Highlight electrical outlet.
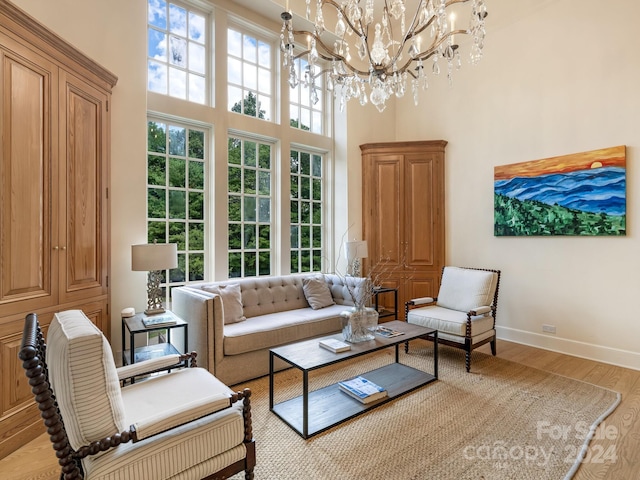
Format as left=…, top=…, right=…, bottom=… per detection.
left=542, top=324, right=556, bottom=334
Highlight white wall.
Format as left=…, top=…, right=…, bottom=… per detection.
left=395, top=0, right=640, bottom=369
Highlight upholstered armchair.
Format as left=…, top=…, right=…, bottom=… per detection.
left=405, top=266, right=501, bottom=372
left=19, top=310, right=255, bottom=480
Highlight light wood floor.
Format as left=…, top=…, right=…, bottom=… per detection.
left=1, top=340, right=638, bottom=479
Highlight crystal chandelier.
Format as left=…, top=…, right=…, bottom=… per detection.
left=280, top=0, right=488, bottom=112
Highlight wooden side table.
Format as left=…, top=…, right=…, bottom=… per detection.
left=121, top=310, right=188, bottom=366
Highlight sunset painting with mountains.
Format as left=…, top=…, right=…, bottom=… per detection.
left=494, top=146, right=626, bottom=236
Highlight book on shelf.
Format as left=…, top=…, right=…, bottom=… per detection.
left=374, top=326, right=405, bottom=338
left=318, top=338, right=351, bottom=353
left=142, top=314, right=176, bottom=328
left=338, top=376, right=387, bottom=404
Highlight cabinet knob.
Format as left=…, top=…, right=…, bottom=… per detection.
left=53, top=246, right=59, bottom=250
left=61, top=246, right=67, bottom=251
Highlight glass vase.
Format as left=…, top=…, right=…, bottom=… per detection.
left=341, top=306, right=379, bottom=343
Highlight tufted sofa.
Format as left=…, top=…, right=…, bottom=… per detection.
left=171, top=273, right=364, bottom=386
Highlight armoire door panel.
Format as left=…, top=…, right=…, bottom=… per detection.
left=404, top=156, right=435, bottom=267
left=59, top=71, right=108, bottom=302
left=372, top=157, right=402, bottom=266
left=0, top=314, right=49, bottom=417
left=405, top=275, right=440, bottom=302
left=0, top=43, right=57, bottom=315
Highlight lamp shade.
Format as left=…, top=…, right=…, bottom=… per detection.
left=131, top=243, right=178, bottom=271
left=345, top=240, right=368, bottom=261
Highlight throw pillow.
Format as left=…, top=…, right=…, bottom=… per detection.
left=303, top=276, right=335, bottom=310
left=202, top=284, right=246, bottom=324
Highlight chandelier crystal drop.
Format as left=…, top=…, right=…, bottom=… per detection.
left=280, top=0, right=488, bottom=112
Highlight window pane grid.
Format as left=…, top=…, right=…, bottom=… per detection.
left=290, top=58, right=324, bottom=134
left=290, top=149, right=324, bottom=273
left=148, top=0, right=207, bottom=104
left=147, top=120, right=206, bottom=302
left=227, top=28, right=272, bottom=121
left=228, top=136, right=272, bottom=278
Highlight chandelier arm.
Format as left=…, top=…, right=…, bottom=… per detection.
left=322, top=0, right=366, bottom=39
left=322, top=0, right=376, bottom=72
left=291, top=29, right=372, bottom=77
left=445, top=0, right=473, bottom=8
left=393, top=30, right=456, bottom=74
left=382, top=2, right=397, bottom=63
left=388, top=0, right=427, bottom=70
left=416, top=31, right=457, bottom=61
left=404, top=0, right=475, bottom=44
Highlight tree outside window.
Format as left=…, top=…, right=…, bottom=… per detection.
left=147, top=119, right=206, bottom=301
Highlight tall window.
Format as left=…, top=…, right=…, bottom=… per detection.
left=290, top=149, right=324, bottom=273
left=290, top=58, right=324, bottom=134
left=147, top=2, right=334, bottom=284
left=147, top=0, right=207, bottom=104
left=227, top=28, right=272, bottom=120
left=147, top=120, right=206, bottom=299
left=228, top=136, right=272, bottom=278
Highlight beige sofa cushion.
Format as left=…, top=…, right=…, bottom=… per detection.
left=302, top=276, right=336, bottom=309
left=46, top=310, right=126, bottom=451
left=203, top=284, right=246, bottom=324
left=223, top=305, right=346, bottom=355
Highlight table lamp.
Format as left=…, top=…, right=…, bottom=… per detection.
left=131, top=242, right=178, bottom=315
left=345, top=240, right=368, bottom=277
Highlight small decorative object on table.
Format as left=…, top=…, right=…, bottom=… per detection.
left=341, top=306, right=379, bottom=343
left=318, top=338, right=351, bottom=353
left=338, top=376, right=387, bottom=404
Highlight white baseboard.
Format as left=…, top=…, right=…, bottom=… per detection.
left=496, top=326, right=640, bottom=371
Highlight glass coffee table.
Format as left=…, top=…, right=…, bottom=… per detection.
left=269, top=320, right=438, bottom=438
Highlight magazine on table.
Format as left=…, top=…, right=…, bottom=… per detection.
left=374, top=326, right=405, bottom=338
left=142, top=314, right=177, bottom=328
left=338, top=376, right=387, bottom=404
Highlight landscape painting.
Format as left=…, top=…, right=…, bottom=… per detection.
left=494, top=146, right=626, bottom=236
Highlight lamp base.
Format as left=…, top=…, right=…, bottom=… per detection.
left=144, top=307, right=166, bottom=316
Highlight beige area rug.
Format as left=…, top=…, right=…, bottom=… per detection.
left=229, top=341, right=620, bottom=480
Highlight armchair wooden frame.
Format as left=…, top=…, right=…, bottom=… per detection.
left=19, top=313, right=256, bottom=480
left=405, top=267, right=501, bottom=372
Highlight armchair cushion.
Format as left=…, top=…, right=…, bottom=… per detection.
left=407, top=305, right=494, bottom=337
left=84, top=367, right=246, bottom=480
left=436, top=267, right=499, bottom=312
left=46, top=310, right=127, bottom=451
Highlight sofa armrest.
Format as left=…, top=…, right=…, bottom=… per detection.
left=172, top=287, right=223, bottom=375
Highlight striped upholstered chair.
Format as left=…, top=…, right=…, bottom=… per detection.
left=19, top=310, right=255, bottom=480
left=405, top=266, right=501, bottom=372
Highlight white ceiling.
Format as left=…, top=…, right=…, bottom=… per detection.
left=228, top=0, right=558, bottom=32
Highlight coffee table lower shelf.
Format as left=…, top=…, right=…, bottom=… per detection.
left=271, top=362, right=436, bottom=438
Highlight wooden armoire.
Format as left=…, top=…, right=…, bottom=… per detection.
left=0, top=1, right=116, bottom=458
left=361, top=141, right=446, bottom=319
